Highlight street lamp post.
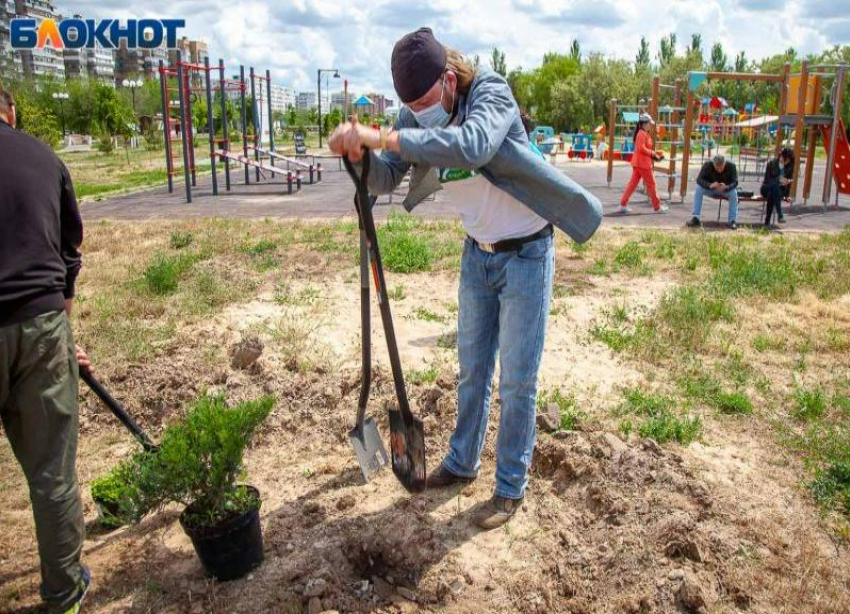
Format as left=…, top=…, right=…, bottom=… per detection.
left=52, top=91, right=69, bottom=137
left=317, top=68, right=339, bottom=148
left=122, top=79, right=143, bottom=132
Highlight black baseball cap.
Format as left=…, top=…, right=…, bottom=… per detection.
left=391, top=28, right=447, bottom=103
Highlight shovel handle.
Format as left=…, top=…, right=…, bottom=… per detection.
left=344, top=152, right=416, bottom=426
left=356, top=227, right=371, bottom=428
left=79, top=366, right=158, bottom=453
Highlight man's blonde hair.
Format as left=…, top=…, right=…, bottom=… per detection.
left=444, top=47, right=477, bottom=95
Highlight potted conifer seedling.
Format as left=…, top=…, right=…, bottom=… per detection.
left=114, top=393, right=275, bottom=580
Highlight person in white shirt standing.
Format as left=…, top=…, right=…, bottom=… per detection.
left=329, top=28, right=601, bottom=529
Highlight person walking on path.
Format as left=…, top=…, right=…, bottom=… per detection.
left=329, top=28, right=601, bottom=530
left=0, top=85, right=92, bottom=614
left=618, top=113, right=668, bottom=214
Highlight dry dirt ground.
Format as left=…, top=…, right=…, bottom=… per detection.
left=1, top=221, right=849, bottom=614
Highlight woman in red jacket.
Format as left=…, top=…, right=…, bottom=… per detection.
left=618, top=113, right=667, bottom=214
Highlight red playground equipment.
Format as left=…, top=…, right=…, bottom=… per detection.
left=159, top=58, right=321, bottom=203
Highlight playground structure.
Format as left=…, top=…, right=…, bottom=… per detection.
left=606, top=76, right=685, bottom=201
left=606, top=62, right=850, bottom=209
left=159, top=58, right=323, bottom=203
left=681, top=61, right=849, bottom=208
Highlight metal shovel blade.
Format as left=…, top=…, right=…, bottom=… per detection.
left=388, top=405, right=427, bottom=493
left=349, top=416, right=389, bottom=483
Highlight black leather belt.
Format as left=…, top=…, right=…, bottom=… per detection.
left=469, top=224, right=553, bottom=254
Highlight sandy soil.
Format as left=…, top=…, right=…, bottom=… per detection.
left=1, top=251, right=849, bottom=614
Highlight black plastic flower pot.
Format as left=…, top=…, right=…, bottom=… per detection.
left=179, top=485, right=264, bottom=581
left=92, top=496, right=127, bottom=530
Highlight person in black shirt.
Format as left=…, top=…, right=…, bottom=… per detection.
left=686, top=154, right=740, bottom=229
left=761, top=148, right=794, bottom=226
left=0, top=85, right=92, bottom=614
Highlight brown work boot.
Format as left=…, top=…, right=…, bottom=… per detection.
left=473, top=495, right=524, bottom=530
left=426, top=464, right=476, bottom=489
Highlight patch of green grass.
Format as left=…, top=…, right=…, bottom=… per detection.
left=590, top=322, right=635, bottom=353
left=613, top=241, right=650, bottom=274
left=389, top=285, right=406, bottom=301
left=141, top=252, right=199, bottom=295
left=588, top=258, right=609, bottom=276
left=411, top=307, right=447, bottom=324
left=639, top=410, right=703, bottom=444
left=792, top=387, right=828, bottom=422
left=712, top=391, right=754, bottom=415
left=834, top=394, right=850, bottom=415
left=169, top=231, right=194, bottom=250
left=539, top=388, right=585, bottom=431
left=244, top=239, right=278, bottom=256
left=752, top=333, right=785, bottom=353
left=811, top=460, right=850, bottom=515
left=274, top=283, right=321, bottom=306
left=380, top=233, right=433, bottom=273
left=616, top=387, right=702, bottom=445
left=407, top=365, right=439, bottom=385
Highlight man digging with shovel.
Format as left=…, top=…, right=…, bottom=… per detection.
left=0, top=85, right=92, bottom=614
left=330, top=29, right=601, bottom=529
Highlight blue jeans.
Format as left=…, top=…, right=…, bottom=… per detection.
left=442, top=233, right=554, bottom=499
left=692, top=184, right=738, bottom=222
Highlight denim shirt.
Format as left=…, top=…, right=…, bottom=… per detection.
left=362, top=67, right=602, bottom=244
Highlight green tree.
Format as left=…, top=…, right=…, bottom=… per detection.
left=569, top=39, right=581, bottom=63
left=14, top=89, right=62, bottom=147
left=734, top=51, right=748, bottom=72
left=550, top=77, right=591, bottom=131
left=192, top=100, right=208, bottom=134
left=659, top=33, right=677, bottom=67
left=490, top=47, right=507, bottom=77
left=532, top=54, right=581, bottom=126
left=92, top=83, right=134, bottom=137
left=636, top=37, right=651, bottom=68
left=710, top=43, right=728, bottom=72
left=689, top=34, right=703, bottom=62
left=579, top=53, right=639, bottom=125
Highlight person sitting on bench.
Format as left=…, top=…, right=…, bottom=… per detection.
left=761, top=147, right=793, bottom=226
left=686, top=154, right=740, bottom=230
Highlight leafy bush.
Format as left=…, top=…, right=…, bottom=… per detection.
left=116, top=393, right=275, bottom=527
left=95, top=129, right=115, bottom=155
left=90, top=463, right=141, bottom=528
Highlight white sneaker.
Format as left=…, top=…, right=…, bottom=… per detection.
left=617, top=206, right=632, bottom=215
left=654, top=204, right=669, bottom=213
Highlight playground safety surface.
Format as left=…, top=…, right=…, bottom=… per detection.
left=82, top=159, right=850, bottom=232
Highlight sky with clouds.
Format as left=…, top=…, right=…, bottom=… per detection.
left=56, top=0, right=849, bottom=97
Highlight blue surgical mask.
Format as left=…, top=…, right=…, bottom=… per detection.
left=412, top=75, right=454, bottom=128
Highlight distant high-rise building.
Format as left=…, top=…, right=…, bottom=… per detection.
left=296, top=91, right=316, bottom=111
left=61, top=14, right=115, bottom=82
left=269, top=84, right=295, bottom=113
left=0, top=1, right=15, bottom=78
left=115, top=42, right=168, bottom=83
left=330, top=91, right=346, bottom=111
left=13, top=0, right=65, bottom=79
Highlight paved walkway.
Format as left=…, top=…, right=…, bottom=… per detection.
left=80, top=159, right=850, bottom=232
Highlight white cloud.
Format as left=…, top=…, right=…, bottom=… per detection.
left=54, top=0, right=849, bottom=96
